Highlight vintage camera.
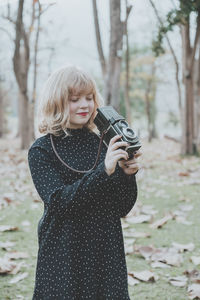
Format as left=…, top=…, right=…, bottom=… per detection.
left=94, top=106, right=141, bottom=159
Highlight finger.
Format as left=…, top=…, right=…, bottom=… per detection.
left=126, top=163, right=140, bottom=169
left=110, top=151, right=129, bottom=161
left=111, top=148, right=128, bottom=156
left=110, top=141, right=129, bottom=151
left=134, top=150, right=142, bottom=158
left=109, top=135, right=122, bottom=146
left=125, top=157, right=136, bottom=164
left=112, top=153, right=128, bottom=161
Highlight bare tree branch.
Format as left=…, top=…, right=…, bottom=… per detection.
left=28, top=0, right=36, bottom=38
left=122, top=3, right=132, bottom=35
left=170, top=0, right=177, bottom=9
left=149, top=0, right=182, bottom=110
left=0, top=27, right=14, bottom=42
left=32, top=0, right=41, bottom=104
left=40, top=3, right=55, bottom=15
left=1, top=4, right=15, bottom=24
left=190, top=11, right=200, bottom=71
left=92, top=0, right=107, bottom=76
left=13, top=0, right=24, bottom=89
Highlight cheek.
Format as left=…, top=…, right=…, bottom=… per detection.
left=89, top=100, right=95, bottom=112
left=69, top=102, right=77, bottom=114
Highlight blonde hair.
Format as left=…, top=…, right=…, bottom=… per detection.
left=37, top=65, right=104, bottom=136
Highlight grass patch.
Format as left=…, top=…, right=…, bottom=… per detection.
left=0, top=138, right=200, bottom=299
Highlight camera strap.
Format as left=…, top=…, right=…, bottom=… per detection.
left=50, top=130, right=107, bottom=174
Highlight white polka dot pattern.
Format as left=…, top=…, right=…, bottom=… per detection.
left=28, top=127, right=137, bottom=299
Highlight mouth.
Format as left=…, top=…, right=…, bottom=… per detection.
left=77, top=112, right=89, bottom=116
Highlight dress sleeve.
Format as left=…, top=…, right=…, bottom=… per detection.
left=108, top=163, right=138, bottom=218
left=28, top=146, right=137, bottom=218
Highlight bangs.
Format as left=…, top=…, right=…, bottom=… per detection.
left=68, top=74, right=95, bottom=97
left=38, top=65, right=104, bottom=136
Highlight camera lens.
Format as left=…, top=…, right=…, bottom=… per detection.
left=122, top=127, right=136, bottom=139
left=118, top=120, right=128, bottom=128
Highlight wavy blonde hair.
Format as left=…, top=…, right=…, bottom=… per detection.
left=37, top=65, right=104, bottom=136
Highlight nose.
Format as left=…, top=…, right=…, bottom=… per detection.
left=79, top=97, right=88, bottom=107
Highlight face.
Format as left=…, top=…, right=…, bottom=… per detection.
left=68, top=93, right=95, bottom=129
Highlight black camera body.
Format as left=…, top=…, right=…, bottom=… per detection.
left=94, top=106, right=141, bottom=159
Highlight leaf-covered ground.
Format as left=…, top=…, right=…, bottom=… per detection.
left=0, top=137, right=200, bottom=300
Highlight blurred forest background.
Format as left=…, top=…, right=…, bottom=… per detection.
left=1, top=0, right=200, bottom=299
left=0, top=0, right=200, bottom=154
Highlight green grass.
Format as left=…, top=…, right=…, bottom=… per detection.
left=126, top=145, right=200, bottom=300
left=0, top=187, right=40, bottom=300
left=0, top=139, right=200, bottom=300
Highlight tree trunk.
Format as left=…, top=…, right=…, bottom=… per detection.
left=193, top=53, right=200, bottom=152
left=13, top=0, right=32, bottom=149
left=30, top=1, right=41, bottom=142
left=181, top=23, right=195, bottom=154
left=181, top=9, right=200, bottom=155
left=19, top=90, right=30, bottom=149
left=144, top=63, right=157, bottom=142
left=145, top=95, right=151, bottom=142
left=124, top=0, right=131, bottom=125
left=184, top=75, right=194, bottom=154
left=151, top=86, right=158, bottom=140
left=104, top=0, right=124, bottom=111
left=92, top=0, right=107, bottom=77
left=0, top=87, right=4, bottom=137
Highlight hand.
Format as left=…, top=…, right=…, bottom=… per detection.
left=118, top=150, right=142, bottom=175
left=104, top=135, right=129, bottom=176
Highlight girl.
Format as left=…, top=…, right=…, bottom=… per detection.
left=28, top=65, right=141, bottom=299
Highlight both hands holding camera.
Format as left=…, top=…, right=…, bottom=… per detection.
left=104, top=135, right=142, bottom=176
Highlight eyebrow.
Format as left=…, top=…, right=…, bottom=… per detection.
left=71, top=94, right=93, bottom=97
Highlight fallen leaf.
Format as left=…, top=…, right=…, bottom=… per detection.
left=8, top=261, right=24, bottom=275
left=0, top=241, right=16, bottom=251
left=151, top=261, right=170, bottom=268
left=178, top=172, right=190, bottom=177
left=0, top=225, right=18, bottom=232
left=33, top=198, right=42, bottom=203
left=137, top=246, right=155, bottom=260
left=134, top=245, right=183, bottom=267
left=188, top=284, right=200, bottom=299
left=126, top=215, right=152, bottom=224
left=9, top=272, right=28, bottom=284
left=0, top=257, right=18, bottom=274
left=169, top=275, right=188, bottom=287
left=172, top=242, right=195, bottom=252
left=130, top=270, right=159, bottom=282
left=150, top=214, right=173, bottom=229
left=184, top=269, right=200, bottom=283
left=5, top=251, right=29, bottom=260
left=128, top=274, right=140, bottom=286
left=141, top=205, right=158, bottom=216
left=151, top=248, right=183, bottom=267
left=123, top=229, right=151, bottom=238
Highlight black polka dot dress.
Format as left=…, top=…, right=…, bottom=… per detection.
left=28, top=126, right=137, bottom=300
